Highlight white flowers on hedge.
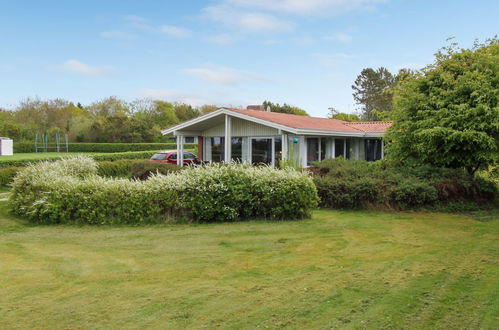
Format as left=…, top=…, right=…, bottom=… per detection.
left=10, top=157, right=318, bottom=224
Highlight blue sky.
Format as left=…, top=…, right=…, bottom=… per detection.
left=0, top=0, right=497, bottom=117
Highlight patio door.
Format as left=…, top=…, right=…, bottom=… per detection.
left=251, top=138, right=273, bottom=166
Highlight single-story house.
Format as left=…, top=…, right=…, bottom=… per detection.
left=162, top=106, right=392, bottom=167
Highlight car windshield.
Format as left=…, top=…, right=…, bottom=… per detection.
left=151, top=153, right=167, bottom=160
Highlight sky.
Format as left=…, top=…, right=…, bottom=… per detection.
left=0, top=0, right=498, bottom=117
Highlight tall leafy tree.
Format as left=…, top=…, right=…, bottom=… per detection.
left=352, top=67, right=396, bottom=120
left=387, top=38, right=499, bottom=174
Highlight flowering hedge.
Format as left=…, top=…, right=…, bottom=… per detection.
left=9, top=157, right=318, bottom=224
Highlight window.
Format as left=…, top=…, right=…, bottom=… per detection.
left=184, top=137, right=195, bottom=143
left=183, top=152, right=196, bottom=160
left=211, top=137, right=224, bottom=162
left=169, top=153, right=177, bottom=160
left=231, top=137, right=242, bottom=161
left=365, top=139, right=382, bottom=161
left=307, top=138, right=319, bottom=166
left=335, top=139, right=344, bottom=158
left=274, top=137, right=282, bottom=167
left=151, top=153, right=167, bottom=160
left=252, top=138, right=272, bottom=165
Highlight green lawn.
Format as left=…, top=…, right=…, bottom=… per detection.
left=0, top=195, right=498, bottom=329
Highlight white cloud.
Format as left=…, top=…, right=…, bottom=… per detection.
left=203, top=4, right=294, bottom=32
left=183, top=66, right=268, bottom=85
left=159, top=25, right=192, bottom=38
left=226, top=0, right=386, bottom=15
left=59, top=59, right=110, bottom=76
left=100, top=30, right=135, bottom=40
left=325, top=31, right=352, bottom=42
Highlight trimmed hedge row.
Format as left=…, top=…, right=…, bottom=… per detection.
left=0, top=150, right=198, bottom=168
left=14, top=142, right=197, bottom=153
left=312, top=158, right=497, bottom=210
left=1, top=159, right=183, bottom=186
left=9, top=157, right=318, bottom=224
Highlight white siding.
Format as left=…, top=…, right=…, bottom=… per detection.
left=202, top=117, right=279, bottom=137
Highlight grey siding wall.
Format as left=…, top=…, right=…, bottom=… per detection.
left=202, top=118, right=279, bottom=137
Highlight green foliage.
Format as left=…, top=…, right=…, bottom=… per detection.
left=131, top=161, right=182, bottom=180
left=10, top=158, right=318, bottom=224
left=327, top=109, right=360, bottom=122
left=387, top=38, right=499, bottom=174
left=312, top=158, right=496, bottom=209
left=0, top=96, right=216, bottom=144
left=97, top=160, right=141, bottom=178
left=0, top=166, right=22, bottom=187
left=262, top=101, right=309, bottom=116
left=13, top=142, right=195, bottom=153
left=0, top=150, right=165, bottom=168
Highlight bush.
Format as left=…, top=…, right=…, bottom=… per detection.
left=13, top=142, right=197, bottom=153
left=0, top=166, right=22, bottom=187
left=313, top=158, right=496, bottom=210
left=0, top=150, right=178, bottom=168
left=131, top=161, right=182, bottom=180
left=10, top=158, right=318, bottom=224
left=97, top=160, right=141, bottom=178
left=389, top=178, right=438, bottom=208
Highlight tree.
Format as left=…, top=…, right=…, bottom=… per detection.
left=352, top=67, right=397, bottom=121
left=173, top=103, right=200, bottom=122
left=262, top=101, right=309, bottom=116
left=327, top=107, right=360, bottom=122
left=386, top=38, right=499, bottom=174
left=199, top=105, right=219, bottom=114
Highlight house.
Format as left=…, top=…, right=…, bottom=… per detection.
left=162, top=106, right=392, bottom=167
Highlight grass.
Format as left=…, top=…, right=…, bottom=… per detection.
left=0, top=196, right=498, bottom=329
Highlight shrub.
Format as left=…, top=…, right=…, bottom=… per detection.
left=10, top=158, right=318, bottom=224
left=313, top=158, right=496, bottom=210
left=0, top=166, right=22, bottom=187
left=389, top=178, right=438, bottom=208
left=131, top=161, right=183, bottom=180
left=97, top=160, right=141, bottom=178
left=0, top=150, right=189, bottom=168
left=13, top=142, right=197, bottom=153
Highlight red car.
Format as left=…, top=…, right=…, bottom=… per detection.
left=149, top=150, right=201, bottom=165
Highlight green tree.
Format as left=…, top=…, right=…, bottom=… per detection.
left=387, top=38, right=499, bottom=174
left=174, top=103, right=200, bottom=122
left=327, top=107, right=360, bottom=122
left=199, top=105, right=219, bottom=114
left=262, top=101, right=309, bottom=116
left=352, top=67, right=396, bottom=121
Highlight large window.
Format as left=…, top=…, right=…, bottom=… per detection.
left=306, top=138, right=327, bottom=166
left=210, top=137, right=243, bottom=162
left=365, top=139, right=382, bottom=161
left=231, top=137, right=242, bottom=161
left=211, top=137, right=224, bottom=162
left=335, top=139, right=344, bottom=158
left=274, top=137, right=282, bottom=167
left=251, top=138, right=272, bottom=165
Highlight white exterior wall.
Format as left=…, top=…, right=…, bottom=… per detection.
left=0, top=138, right=13, bottom=156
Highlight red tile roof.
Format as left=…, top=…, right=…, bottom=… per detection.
left=225, top=108, right=392, bottom=133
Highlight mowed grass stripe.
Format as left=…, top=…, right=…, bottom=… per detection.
left=0, top=201, right=497, bottom=329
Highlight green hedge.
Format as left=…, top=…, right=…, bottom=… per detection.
left=14, top=142, right=197, bottom=153
left=9, top=157, right=318, bottom=224
left=312, top=158, right=497, bottom=210
left=0, top=150, right=180, bottom=168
